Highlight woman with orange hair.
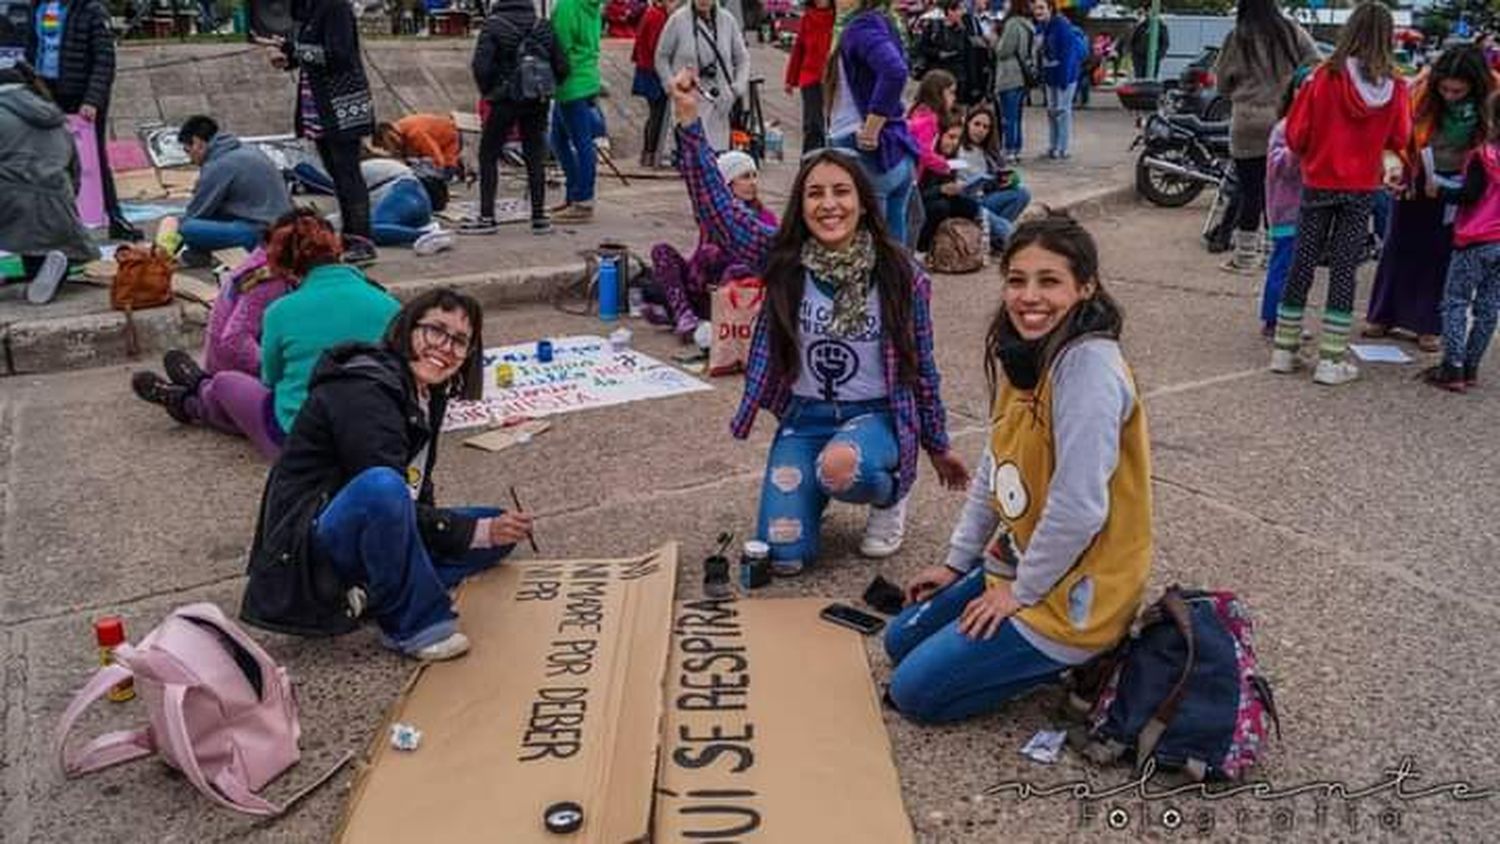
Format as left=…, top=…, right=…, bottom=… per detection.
left=131, top=210, right=399, bottom=458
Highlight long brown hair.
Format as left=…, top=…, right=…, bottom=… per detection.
left=962, top=102, right=1003, bottom=168
left=984, top=211, right=1123, bottom=395
left=1330, top=2, right=1394, bottom=85
left=762, top=150, right=918, bottom=384
left=910, top=69, right=956, bottom=117
left=1414, top=45, right=1493, bottom=145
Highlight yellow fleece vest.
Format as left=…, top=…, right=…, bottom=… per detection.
left=986, top=349, right=1154, bottom=652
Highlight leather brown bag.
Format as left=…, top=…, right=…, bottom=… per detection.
left=111, top=244, right=175, bottom=312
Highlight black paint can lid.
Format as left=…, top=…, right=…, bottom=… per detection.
left=544, top=801, right=584, bottom=834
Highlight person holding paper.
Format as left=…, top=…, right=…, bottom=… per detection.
left=0, top=52, right=97, bottom=304
left=887, top=213, right=1152, bottom=724
left=956, top=103, right=1030, bottom=249
left=1364, top=46, right=1495, bottom=352
left=916, top=114, right=986, bottom=252
left=240, top=288, right=534, bottom=661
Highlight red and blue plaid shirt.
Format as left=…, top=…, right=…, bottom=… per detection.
left=676, top=120, right=953, bottom=500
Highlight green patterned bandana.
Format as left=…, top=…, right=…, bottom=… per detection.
left=801, top=228, right=877, bottom=338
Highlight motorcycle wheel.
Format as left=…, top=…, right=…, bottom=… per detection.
left=1135, top=148, right=1205, bottom=208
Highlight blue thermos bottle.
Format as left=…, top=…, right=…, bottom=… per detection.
left=598, top=256, right=619, bottom=322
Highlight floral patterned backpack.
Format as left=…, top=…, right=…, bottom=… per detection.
left=1067, top=586, right=1281, bottom=781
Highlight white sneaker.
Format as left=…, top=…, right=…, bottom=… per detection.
left=1269, top=348, right=1300, bottom=374
left=410, top=632, right=471, bottom=662
left=26, top=250, right=67, bottom=304
left=1312, top=358, right=1359, bottom=386
left=860, top=497, right=908, bottom=559
left=413, top=228, right=456, bottom=256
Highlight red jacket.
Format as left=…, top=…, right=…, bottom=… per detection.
left=1286, top=62, right=1412, bottom=192
left=632, top=4, right=668, bottom=71
left=784, top=7, right=835, bottom=89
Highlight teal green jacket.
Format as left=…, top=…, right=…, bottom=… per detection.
left=551, top=0, right=602, bottom=102
left=260, top=264, right=400, bottom=432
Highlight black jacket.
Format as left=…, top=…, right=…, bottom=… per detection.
left=23, top=0, right=115, bottom=110
left=471, top=0, right=568, bottom=102
left=240, top=343, right=479, bottom=637
left=283, top=0, right=374, bottom=138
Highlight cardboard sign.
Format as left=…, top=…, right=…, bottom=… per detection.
left=338, top=546, right=680, bottom=844
left=481, top=336, right=712, bottom=419
left=655, top=598, right=914, bottom=843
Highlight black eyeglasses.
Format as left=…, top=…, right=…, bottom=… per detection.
left=416, top=322, right=472, bottom=353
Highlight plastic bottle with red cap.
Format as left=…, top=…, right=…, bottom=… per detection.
left=94, top=617, right=135, bottom=702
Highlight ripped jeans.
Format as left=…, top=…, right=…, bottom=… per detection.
left=754, top=397, right=899, bottom=565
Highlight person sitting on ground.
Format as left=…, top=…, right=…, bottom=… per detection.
left=667, top=68, right=969, bottom=571
left=168, top=115, right=294, bottom=260
left=132, top=210, right=400, bottom=459
left=240, top=288, right=534, bottom=661
left=907, top=70, right=959, bottom=194
left=887, top=213, right=1152, bottom=724
left=650, top=149, right=777, bottom=338
left=0, top=52, right=97, bottom=304
left=374, top=113, right=464, bottom=178
left=917, top=113, right=987, bottom=252
left=957, top=103, right=1031, bottom=249
left=292, top=156, right=453, bottom=253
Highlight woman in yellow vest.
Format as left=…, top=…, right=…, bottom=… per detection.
left=884, top=213, right=1153, bottom=723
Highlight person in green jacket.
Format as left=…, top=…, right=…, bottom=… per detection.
left=550, top=0, right=602, bottom=222
left=132, top=210, right=399, bottom=460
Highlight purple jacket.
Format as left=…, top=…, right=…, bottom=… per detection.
left=1264, top=120, right=1301, bottom=236
left=202, top=247, right=294, bottom=377
left=836, top=10, right=919, bottom=172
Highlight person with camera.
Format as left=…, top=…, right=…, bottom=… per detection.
left=655, top=0, right=749, bottom=152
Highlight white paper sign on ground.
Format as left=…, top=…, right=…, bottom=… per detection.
left=1349, top=343, right=1414, bottom=364
left=480, top=335, right=712, bottom=419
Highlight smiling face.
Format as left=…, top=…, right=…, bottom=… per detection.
left=1003, top=244, right=1096, bottom=340
left=966, top=112, right=993, bottom=145
left=409, top=306, right=474, bottom=390
left=801, top=160, right=862, bottom=250
left=729, top=171, right=759, bottom=204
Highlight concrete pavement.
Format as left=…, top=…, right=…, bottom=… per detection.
left=2, top=198, right=1497, bottom=842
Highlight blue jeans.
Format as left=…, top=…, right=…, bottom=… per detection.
left=550, top=98, right=597, bottom=204
left=980, top=185, right=1031, bottom=249
left=997, top=88, right=1026, bottom=156
left=312, top=467, right=513, bottom=653
left=1373, top=190, right=1392, bottom=242
left=179, top=217, right=263, bottom=251
left=884, top=566, right=1067, bottom=723
left=1261, top=234, right=1296, bottom=329
left=831, top=133, right=916, bottom=246
left=371, top=177, right=433, bottom=246
left=755, top=397, right=899, bottom=565
left=1440, top=241, right=1500, bottom=370
left=1044, top=83, right=1077, bottom=156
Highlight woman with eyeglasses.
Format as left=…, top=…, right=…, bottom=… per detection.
left=130, top=210, right=398, bottom=460
left=670, top=68, right=969, bottom=573
left=241, top=288, right=534, bottom=662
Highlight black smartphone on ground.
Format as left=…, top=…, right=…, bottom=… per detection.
left=820, top=602, right=886, bottom=636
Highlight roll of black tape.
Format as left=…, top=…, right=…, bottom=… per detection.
left=544, top=801, right=584, bottom=834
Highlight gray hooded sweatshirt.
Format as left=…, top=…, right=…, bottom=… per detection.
left=185, top=133, right=294, bottom=228
left=0, top=80, right=97, bottom=261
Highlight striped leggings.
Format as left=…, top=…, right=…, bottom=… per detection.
left=1275, top=189, right=1376, bottom=360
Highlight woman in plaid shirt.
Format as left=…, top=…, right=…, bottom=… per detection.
left=668, top=69, right=970, bottom=574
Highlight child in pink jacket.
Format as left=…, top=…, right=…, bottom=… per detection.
left=1260, top=75, right=1307, bottom=335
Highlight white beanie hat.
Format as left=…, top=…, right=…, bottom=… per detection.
left=716, top=150, right=758, bottom=183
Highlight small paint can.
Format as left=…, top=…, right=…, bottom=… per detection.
left=739, top=540, right=772, bottom=590
left=536, top=339, right=554, bottom=363
left=494, top=363, right=515, bottom=388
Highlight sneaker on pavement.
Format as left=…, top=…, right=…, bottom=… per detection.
left=458, top=217, right=499, bottom=235
left=1269, top=348, right=1300, bottom=374
left=25, top=250, right=67, bottom=305
left=531, top=217, right=553, bottom=235
left=342, top=237, right=378, bottom=266
left=131, top=371, right=192, bottom=423
left=860, top=497, right=908, bottom=559
left=554, top=202, right=594, bottom=223
left=1312, top=358, right=1359, bottom=386
left=413, top=228, right=456, bottom=256
left=409, top=632, right=471, bottom=661
left=162, top=349, right=208, bottom=391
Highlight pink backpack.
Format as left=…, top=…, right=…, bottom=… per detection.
left=55, top=603, right=343, bottom=815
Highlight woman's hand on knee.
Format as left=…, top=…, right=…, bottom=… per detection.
left=905, top=565, right=959, bottom=606
left=957, top=580, right=1021, bottom=640
left=489, top=512, right=535, bottom=546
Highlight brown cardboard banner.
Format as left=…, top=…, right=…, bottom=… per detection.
left=338, top=545, right=679, bottom=844
left=654, top=598, right=914, bottom=842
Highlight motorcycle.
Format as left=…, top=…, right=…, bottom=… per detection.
left=1131, top=89, right=1240, bottom=250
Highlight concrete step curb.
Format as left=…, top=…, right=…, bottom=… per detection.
left=2, top=183, right=1139, bottom=377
